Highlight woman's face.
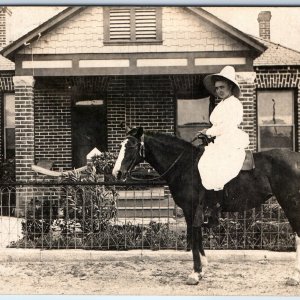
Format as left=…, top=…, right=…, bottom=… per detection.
left=214, top=80, right=232, bottom=99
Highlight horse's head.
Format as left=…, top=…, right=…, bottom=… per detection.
left=112, top=127, right=145, bottom=181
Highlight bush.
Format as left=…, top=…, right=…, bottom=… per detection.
left=91, top=152, right=118, bottom=181
left=0, top=159, right=15, bottom=182
left=13, top=155, right=118, bottom=248
left=12, top=152, right=186, bottom=250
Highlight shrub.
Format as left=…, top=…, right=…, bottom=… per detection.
left=13, top=155, right=118, bottom=248
left=0, top=159, right=15, bottom=182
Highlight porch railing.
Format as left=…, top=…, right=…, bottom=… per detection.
left=0, top=181, right=295, bottom=251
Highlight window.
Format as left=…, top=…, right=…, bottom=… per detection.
left=257, top=90, right=295, bottom=151
left=3, top=94, right=15, bottom=159
left=104, top=7, right=162, bottom=44
left=176, top=97, right=210, bottom=144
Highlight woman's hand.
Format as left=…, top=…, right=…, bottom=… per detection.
left=197, top=128, right=211, bottom=137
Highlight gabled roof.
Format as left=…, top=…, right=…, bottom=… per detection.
left=0, top=55, right=14, bottom=71
left=1, top=6, right=267, bottom=61
left=0, top=6, right=86, bottom=60
left=252, top=35, right=300, bottom=66
left=186, top=7, right=267, bottom=53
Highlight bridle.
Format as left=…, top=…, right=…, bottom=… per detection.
left=124, top=134, right=185, bottom=182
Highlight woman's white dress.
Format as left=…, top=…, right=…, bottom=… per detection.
left=198, top=95, right=249, bottom=190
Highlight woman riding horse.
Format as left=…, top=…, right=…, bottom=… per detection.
left=198, top=66, right=250, bottom=224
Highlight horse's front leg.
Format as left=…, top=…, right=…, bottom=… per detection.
left=187, top=226, right=203, bottom=285
left=287, top=234, right=300, bottom=286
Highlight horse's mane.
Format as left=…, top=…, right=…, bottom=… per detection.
left=146, top=131, right=200, bottom=152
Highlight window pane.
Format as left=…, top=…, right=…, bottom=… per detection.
left=260, top=126, right=293, bottom=151
left=177, top=97, right=210, bottom=143
left=5, top=128, right=15, bottom=150
left=4, top=94, right=15, bottom=128
left=177, top=97, right=210, bottom=126
left=258, top=90, right=293, bottom=125
left=4, top=94, right=15, bottom=159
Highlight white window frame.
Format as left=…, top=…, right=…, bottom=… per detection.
left=257, top=89, right=296, bottom=152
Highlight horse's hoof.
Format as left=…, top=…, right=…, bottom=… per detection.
left=286, top=277, right=300, bottom=286
left=187, top=272, right=201, bottom=285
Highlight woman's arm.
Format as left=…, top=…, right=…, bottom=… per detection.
left=206, top=98, right=243, bottom=137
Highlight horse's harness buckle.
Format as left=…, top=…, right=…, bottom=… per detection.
left=139, top=134, right=145, bottom=158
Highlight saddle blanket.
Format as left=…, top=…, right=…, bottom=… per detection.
left=242, top=150, right=255, bottom=171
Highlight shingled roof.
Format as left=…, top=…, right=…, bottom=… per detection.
left=1, top=7, right=299, bottom=69
left=252, top=35, right=300, bottom=67
left=0, top=54, right=14, bottom=71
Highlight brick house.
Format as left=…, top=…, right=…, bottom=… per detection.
left=1, top=7, right=300, bottom=215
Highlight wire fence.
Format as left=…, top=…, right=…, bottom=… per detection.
left=0, top=181, right=295, bottom=251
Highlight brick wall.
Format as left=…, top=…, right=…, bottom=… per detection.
left=34, top=89, right=72, bottom=170
left=14, top=81, right=34, bottom=181
left=239, top=81, right=257, bottom=151
left=0, top=72, right=14, bottom=90
left=107, top=75, right=175, bottom=152
left=0, top=10, right=6, bottom=47
left=255, top=66, right=300, bottom=151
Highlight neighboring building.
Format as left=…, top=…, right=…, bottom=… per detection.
left=1, top=7, right=300, bottom=214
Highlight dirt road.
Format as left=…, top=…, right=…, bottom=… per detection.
left=0, top=257, right=299, bottom=295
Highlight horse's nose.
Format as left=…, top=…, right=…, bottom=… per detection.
left=112, top=168, right=122, bottom=180
left=116, top=171, right=122, bottom=180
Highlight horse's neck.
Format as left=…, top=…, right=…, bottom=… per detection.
left=144, top=134, right=189, bottom=176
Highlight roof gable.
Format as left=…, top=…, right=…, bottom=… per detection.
left=252, top=35, right=300, bottom=66
left=186, top=7, right=266, bottom=53
left=1, top=6, right=85, bottom=60
left=1, top=6, right=266, bottom=61
left=0, top=55, right=14, bottom=70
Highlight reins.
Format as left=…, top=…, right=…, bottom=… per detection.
left=127, top=132, right=212, bottom=182
left=128, top=150, right=185, bottom=182
left=127, top=134, right=185, bottom=182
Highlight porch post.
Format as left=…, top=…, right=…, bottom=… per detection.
left=13, top=76, right=35, bottom=216
left=236, top=72, right=257, bottom=151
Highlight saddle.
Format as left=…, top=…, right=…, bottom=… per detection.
left=241, top=150, right=255, bottom=171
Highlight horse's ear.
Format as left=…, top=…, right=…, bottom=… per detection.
left=126, top=125, right=132, bottom=133
left=127, top=127, right=144, bottom=139
left=120, top=122, right=132, bottom=132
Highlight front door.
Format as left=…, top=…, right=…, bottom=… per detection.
left=72, top=103, right=107, bottom=168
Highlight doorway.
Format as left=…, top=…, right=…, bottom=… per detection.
left=72, top=100, right=107, bottom=168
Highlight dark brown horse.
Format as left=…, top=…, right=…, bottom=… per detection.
left=112, top=127, right=300, bottom=285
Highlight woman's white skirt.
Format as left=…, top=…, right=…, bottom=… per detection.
left=198, top=131, right=249, bottom=190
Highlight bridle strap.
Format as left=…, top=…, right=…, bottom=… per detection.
left=128, top=134, right=185, bottom=181
left=140, top=133, right=145, bottom=158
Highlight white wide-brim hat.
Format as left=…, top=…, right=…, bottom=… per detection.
left=203, top=66, right=241, bottom=98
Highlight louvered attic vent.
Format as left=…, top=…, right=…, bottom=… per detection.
left=109, top=9, right=131, bottom=41
left=104, top=7, right=162, bottom=44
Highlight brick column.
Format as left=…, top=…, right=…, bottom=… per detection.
left=236, top=72, right=257, bottom=151
left=13, top=76, right=35, bottom=216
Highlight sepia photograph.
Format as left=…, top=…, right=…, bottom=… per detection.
left=0, top=3, right=300, bottom=296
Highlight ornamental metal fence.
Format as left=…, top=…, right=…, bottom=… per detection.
left=0, top=181, right=295, bottom=251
